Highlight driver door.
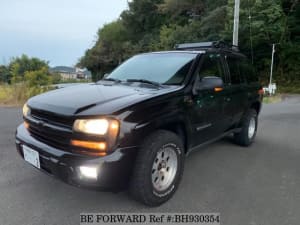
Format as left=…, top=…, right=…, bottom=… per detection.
left=188, top=53, right=227, bottom=147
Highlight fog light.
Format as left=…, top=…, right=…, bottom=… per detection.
left=79, top=166, right=98, bottom=179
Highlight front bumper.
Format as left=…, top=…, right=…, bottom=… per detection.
left=16, top=124, right=137, bottom=191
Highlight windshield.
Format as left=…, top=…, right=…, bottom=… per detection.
left=107, top=53, right=196, bottom=85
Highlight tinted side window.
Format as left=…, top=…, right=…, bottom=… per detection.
left=198, top=54, right=225, bottom=81
left=240, top=59, right=257, bottom=83
left=226, top=56, right=241, bottom=85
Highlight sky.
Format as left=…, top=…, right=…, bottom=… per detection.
left=0, top=0, right=128, bottom=67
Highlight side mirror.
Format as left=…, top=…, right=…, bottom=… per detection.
left=194, top=76, right=224, bottom=93
left=103, top=73, right=110, bottom=78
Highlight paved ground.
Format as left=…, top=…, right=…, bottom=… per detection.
left=0, top=96, right=300, bottom=225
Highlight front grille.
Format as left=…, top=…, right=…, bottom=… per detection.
left=31, top=109, right=74, bottom=128
left=26, top=110, right=74, bottom=151
left=28, top=125, right=71, bottom=149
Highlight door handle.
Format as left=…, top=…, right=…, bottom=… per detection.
left=225, top=97, right=231, bottom=102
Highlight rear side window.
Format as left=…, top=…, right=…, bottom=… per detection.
left=226, top=56, right=241, bottom=85
left=240, top=59, right=258, bottom=83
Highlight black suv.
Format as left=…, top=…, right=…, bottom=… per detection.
left=16, top=42, right=263, bottom=206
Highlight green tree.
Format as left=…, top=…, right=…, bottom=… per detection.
left=51, top=72, right=61, bottom=84
left=78, top=20, right=132, bottom=81
left=9, top=54, right=49, bottom=83
left=0, top=65, right=10, bottom=83
left=224, top=0, right=286, bottom=83
left=121, top=0, right=166, bottom=41
left=79, top=0, right=300, bottom=89
left=24, top=67, right=52, bottom=87
left=157, top=6, right=227, bottom=49
left=23, top=66, right=53, bottom=97
left=277, top=0, right=300, bottom=84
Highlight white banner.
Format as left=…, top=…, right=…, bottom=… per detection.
left=80, top=213, right=220, bottom=225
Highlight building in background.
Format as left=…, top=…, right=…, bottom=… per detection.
left=49, top=66, right=91, bottom=80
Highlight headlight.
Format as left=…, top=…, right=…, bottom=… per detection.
left=73, top=119, right=119, bottom=135
left=22, top=103, right=30, bottom=117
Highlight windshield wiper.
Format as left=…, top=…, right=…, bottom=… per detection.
left=126, top=79, right=162, bottom=87
left=101, top=78, right=122, bottom=83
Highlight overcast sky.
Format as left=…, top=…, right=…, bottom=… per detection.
left=0, top=0, right=128, bottom=67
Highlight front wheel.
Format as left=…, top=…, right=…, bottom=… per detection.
left=129, top=130, right=185, bottom=206
left=234, top=109, right=258, bottom=146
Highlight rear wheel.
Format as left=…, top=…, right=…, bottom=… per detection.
left=129, top=130, right=185, bottom=206
left=234, top=109, right=258, bottom=146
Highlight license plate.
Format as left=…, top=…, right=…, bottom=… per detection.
left=23, top=145, right=40, bottom=169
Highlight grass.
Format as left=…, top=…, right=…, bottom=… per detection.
left=0, top=84, right=17, bottom=106
left=263, top=94, right=282, bottom=104
left=277, top=86, right=300, bottom=94
left=0, top=83, right=53, bottom=106
left=0, top=81, right=90, bottom=106
left=263, top=83, right=300, bottom=103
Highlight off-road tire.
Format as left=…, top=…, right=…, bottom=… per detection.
left=234, top=109, right=258, bottom=146
left=129, top=130, right=185, bottom=206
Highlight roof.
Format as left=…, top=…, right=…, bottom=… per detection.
left=50, top=66, right=75, bottom=73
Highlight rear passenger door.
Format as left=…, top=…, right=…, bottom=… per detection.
left=222, top=55, right=248, bottom=129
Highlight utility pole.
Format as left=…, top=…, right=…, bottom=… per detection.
left=233, top=0, right=240, bottom=46
left=269, top=44, right=276, bottom=95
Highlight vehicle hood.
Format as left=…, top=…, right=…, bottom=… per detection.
left=28, top=83, right=178, bottom=116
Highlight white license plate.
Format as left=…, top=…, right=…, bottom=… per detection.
left=23, top=145, right=40, bottom=169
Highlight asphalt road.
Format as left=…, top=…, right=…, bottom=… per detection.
left=0, top=96, right=300, bottom=225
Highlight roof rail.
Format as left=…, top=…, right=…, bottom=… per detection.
left=175, top=41, right=239, bottom=52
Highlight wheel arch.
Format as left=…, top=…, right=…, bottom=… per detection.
left=132, top=114, right=191, bottom=154
left=250, top=101, right=262, bottom=115
left=158, top=121, right=189, bottom=154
